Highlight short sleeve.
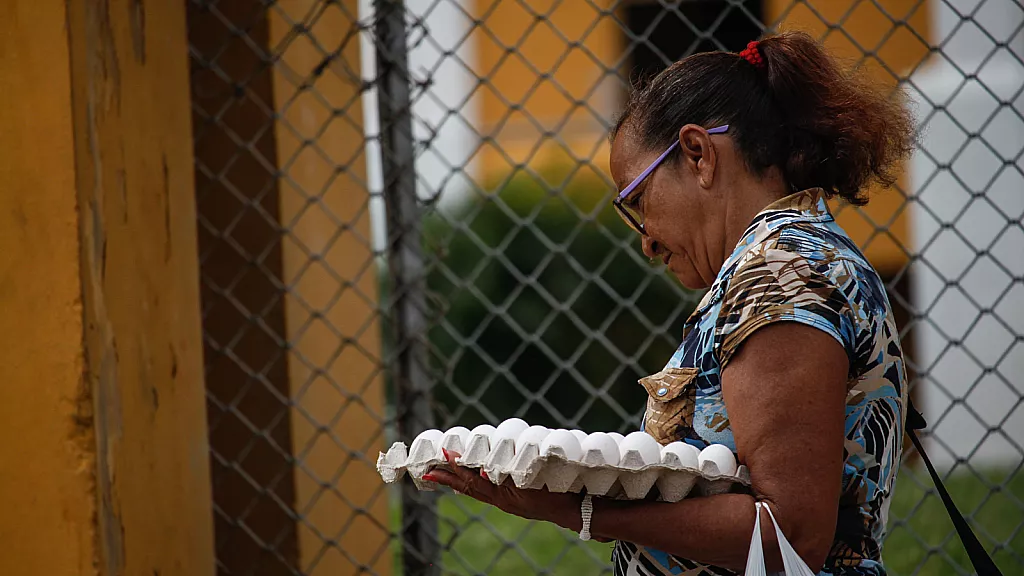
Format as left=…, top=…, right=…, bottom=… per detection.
left=714, top=234, right=856, bottom=370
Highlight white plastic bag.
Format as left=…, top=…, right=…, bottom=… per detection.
left=744, top=501, right=816, bottom=576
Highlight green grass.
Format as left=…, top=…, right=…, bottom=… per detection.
left=392, top=467, right=1023, bottom=575
left=435, top=497, right=615, bottom=575
left=883, top=466, right=1024, bottom=576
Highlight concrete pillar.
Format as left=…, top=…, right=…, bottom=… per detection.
left=266, top=2, right=391, bottom=574
left=188, top=0, right=301, bottom=572
left=0, top=1, right=215, bottom=575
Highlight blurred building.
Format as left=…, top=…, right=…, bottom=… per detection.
left=384, top=0, right=1024, bottom=469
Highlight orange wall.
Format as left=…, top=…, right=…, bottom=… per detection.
left=268, top=2, right=391, bottom=575
left=471, top=0, right=621, bottom=179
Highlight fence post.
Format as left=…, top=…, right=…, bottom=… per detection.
left=374, top=1, right=439, bottom=574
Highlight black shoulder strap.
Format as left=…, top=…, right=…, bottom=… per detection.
left=906, top=400, right=1003, bottom=576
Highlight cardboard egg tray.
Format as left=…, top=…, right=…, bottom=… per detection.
left=376, top=431, right=750, bottom=502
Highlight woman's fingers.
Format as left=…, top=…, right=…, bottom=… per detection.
left=424, top=468, right=477, bottom=498
left=424, top=458, right=583, bottom=530
left=424, top=449, right=498, bottom=504
left=422, top=468, right=458, bottom=488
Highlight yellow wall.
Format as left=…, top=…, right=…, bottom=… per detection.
left=189, top=1, right=303, bottom=570
left=0, top=1, right=215, bottom=574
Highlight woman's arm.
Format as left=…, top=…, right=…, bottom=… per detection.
left=430, top=320, right=848, bottom=572
left=582, top=321, right=848, bottom=572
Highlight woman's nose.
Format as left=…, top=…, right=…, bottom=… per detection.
left=642, top=237, right=663, bottom=259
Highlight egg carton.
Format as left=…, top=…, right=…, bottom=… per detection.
left=376, top=422, right=750, bottom=502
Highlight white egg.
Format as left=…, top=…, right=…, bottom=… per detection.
left=661, top=441, right=700, bottom=468
left=606, top=432, right=625, bottom=445
left=441, top=426, right=471, bottom=453
left=569, top=429, right=588, bottom=444
left=414, top=428, right=444, bottom=446
left=540, top=429, right=583, bottom=461
left=468, top=424, right=495, bottom=440
left=619, top=431, right=661, bottom=465
left=698, top=444, right=738, bottom=477
left=494, top=418, right=529, bottom=442
left=581, top=432, right=620, bottom=465
left=515, top=425, right=551, bottom=452
left=409, top=429, right=444, bottom=462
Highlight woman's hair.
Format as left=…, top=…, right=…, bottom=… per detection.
left=613, top=31, right=915, bottom=205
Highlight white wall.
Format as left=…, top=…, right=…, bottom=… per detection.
left=908, top=0, right=1024, bottom=468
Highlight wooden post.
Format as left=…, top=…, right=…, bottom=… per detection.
left=0, top=1, right=215, bottom=574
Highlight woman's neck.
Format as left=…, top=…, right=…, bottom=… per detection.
left=720, top=168, right=791, bottom=263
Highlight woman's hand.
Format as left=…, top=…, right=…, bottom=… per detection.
left=424, top=448, right=585, bottom=533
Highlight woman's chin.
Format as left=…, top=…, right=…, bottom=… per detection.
left=670, top=269, right=707, bottom=290
left=680, top=276, right=709, bottom=290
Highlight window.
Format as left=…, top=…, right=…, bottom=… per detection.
left=624, top=1, right=764, bottom=82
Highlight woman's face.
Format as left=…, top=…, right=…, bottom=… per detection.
left=609, top=127, right=723, bottom=290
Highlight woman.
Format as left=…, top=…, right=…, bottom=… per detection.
left=426, top=31, right=915, bottom=575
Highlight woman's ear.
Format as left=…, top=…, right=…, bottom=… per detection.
left=678, top=124, right=717, bottom=190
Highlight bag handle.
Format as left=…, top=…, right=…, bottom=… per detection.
left=744, top=501, right=767, bottom=576
left=906, top=400, right=1003, bottom=576
left=744, top=501, right=815, bottom=576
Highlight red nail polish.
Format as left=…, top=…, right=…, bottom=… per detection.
left=442, top=448, right=450, bottom=460
left=480, top=469, right=488, bottom=480
left=423, top=474, right=437, bottom=482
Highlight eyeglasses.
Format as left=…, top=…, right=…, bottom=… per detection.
left=612, top=125, right=730, bottom=235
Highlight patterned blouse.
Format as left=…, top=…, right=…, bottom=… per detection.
left=612, top=189, right=908, bottom=575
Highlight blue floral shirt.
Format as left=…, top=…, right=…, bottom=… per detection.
left=612, top=189, right=908, bottom=575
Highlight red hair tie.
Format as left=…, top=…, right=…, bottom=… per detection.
left=739, top=40, right=764, bottom=68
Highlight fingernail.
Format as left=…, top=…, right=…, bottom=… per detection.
left=480, top=470, right=488, bottom=480
left=423, top=474, right=437, bottom=482
left=442, top=448, right=450, bottom=460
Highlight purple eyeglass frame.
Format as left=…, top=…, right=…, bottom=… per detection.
left=613, top=124, right=730, bottom=235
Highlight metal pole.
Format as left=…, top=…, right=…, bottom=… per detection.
left=374, top=2, right=439, bottom=575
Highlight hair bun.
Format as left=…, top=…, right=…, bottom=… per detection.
left=738, top=41, right=764, bottom=68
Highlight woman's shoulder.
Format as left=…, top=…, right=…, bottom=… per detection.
left=769, top=219, right=870, bottom=267
left=747, top=219, right=885, bottom=298
left=721, top=218, right=892, bottom=334
left=730, top=218, right=871, bottom=283
left=714, top=218, right=896, bottom=372
left=753, top=227, right=898, bottom=354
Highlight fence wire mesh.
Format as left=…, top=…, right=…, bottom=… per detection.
left=187, top=0, right=1024, bottom=574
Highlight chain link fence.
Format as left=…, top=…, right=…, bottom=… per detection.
left=186, top=0, right=1024, bottom=574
